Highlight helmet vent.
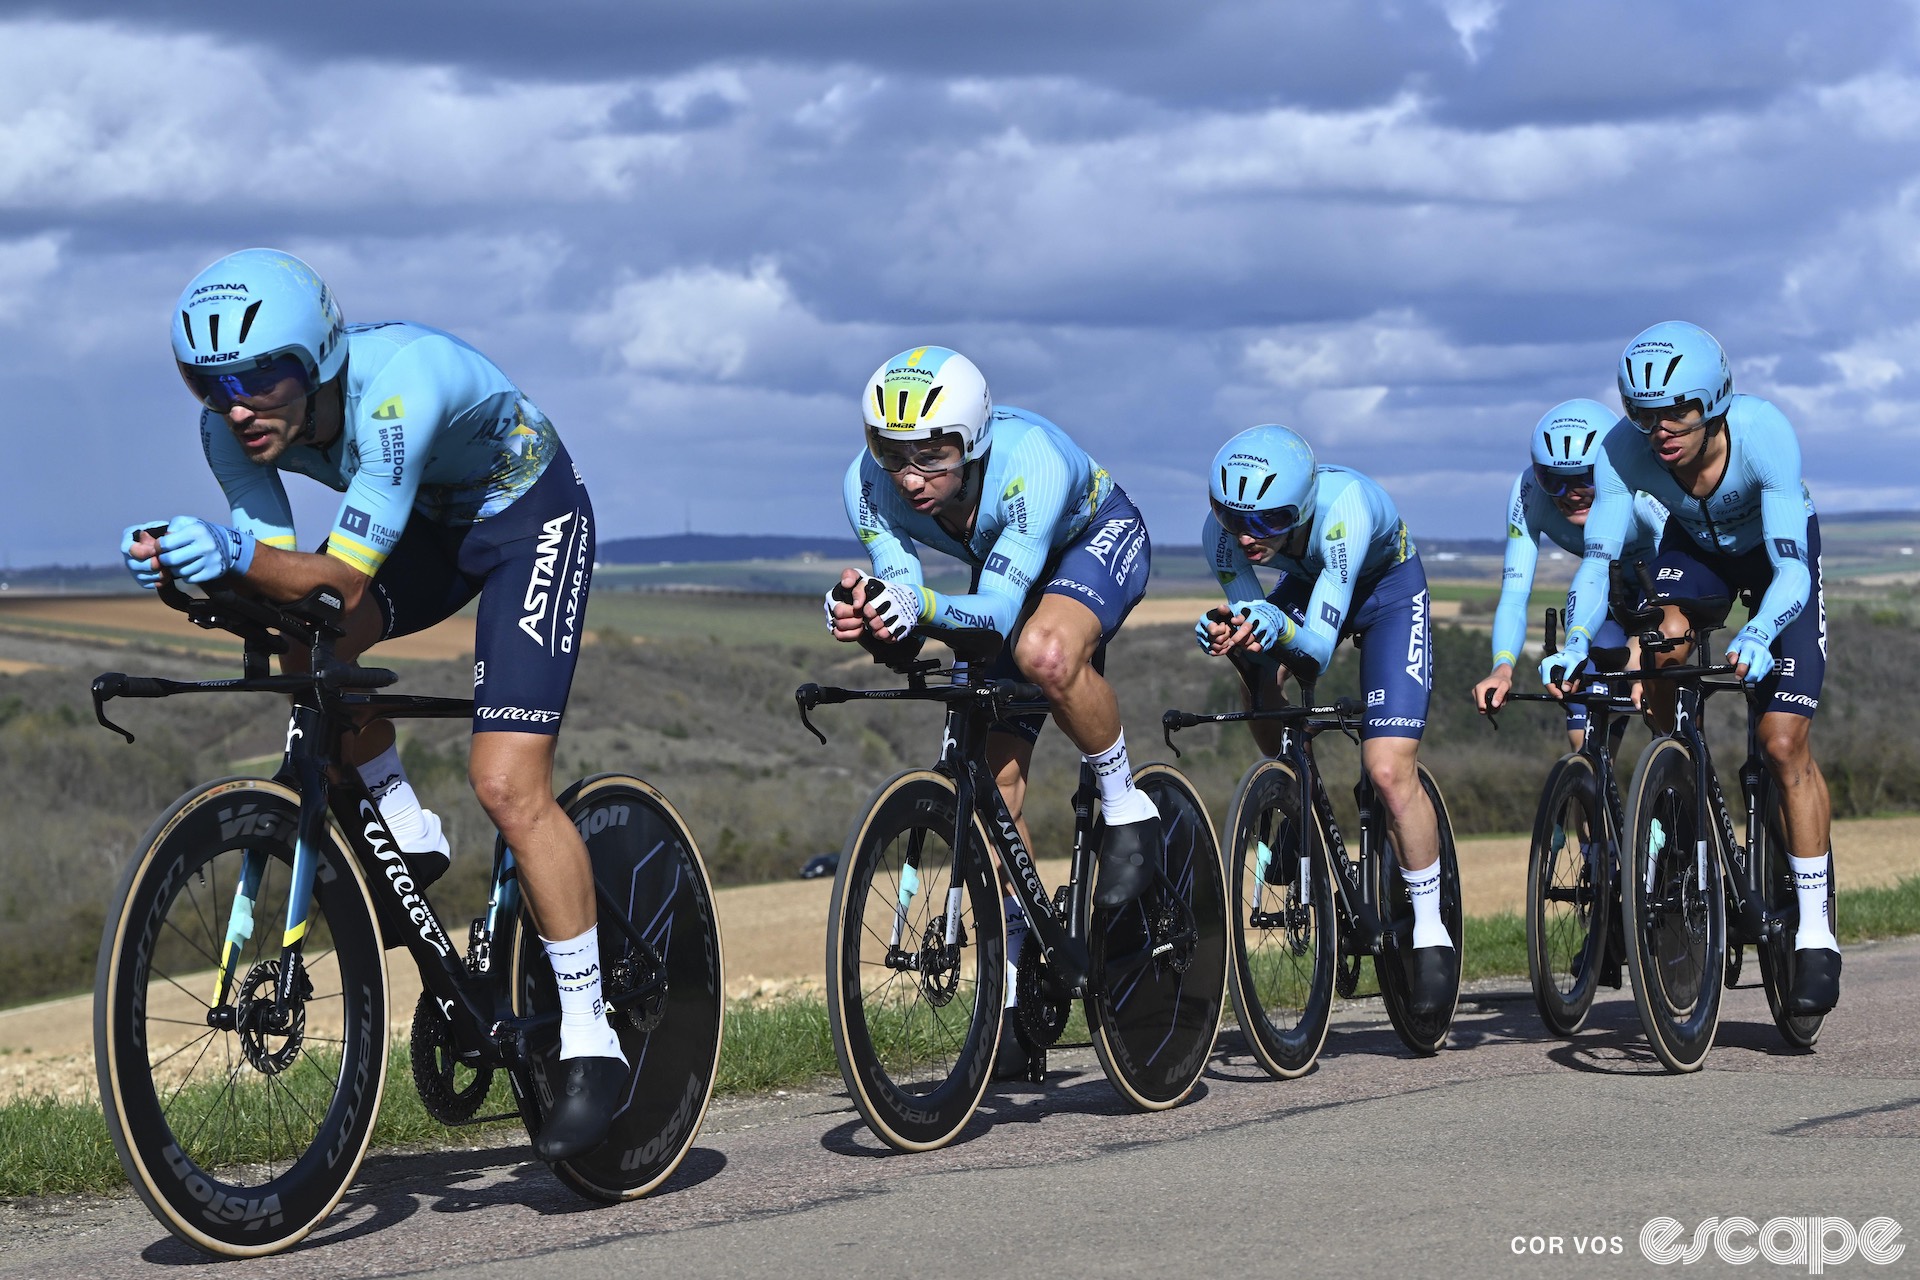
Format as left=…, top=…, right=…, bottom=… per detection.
left=920, top=385, right=943, bottom=418
left=1255, top=474, right=1276, bottom=500
left=236, top=300, right=262, bottom=346
left=179, top=311, right=196, bottom=351
left=895, top=389, right=910, bottom=422
left=1581, top=430, right=1596, bottom=454
left=1660, top=354, right=1683, bottom=387
left=1235, top=475, right=1248, bottom=501
left=873, top=385, right=886, bottom=417
left=208, top=312, right=221, bottom=351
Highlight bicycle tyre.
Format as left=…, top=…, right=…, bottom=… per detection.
left=1086, top=764, right=1229, bottom=1109
left=827, top=770, right=1005, bottom=1152
left=95, top=778, right=388, bottom=1258
left=508, top=775, right=724, bottom=1200
left=1754, top=785, right=1827, bottom=1049
left=1374, top=765, right=1463, bottom=1055
left=1526, top=753, right=1611, bottom=1037
left=1621, top=736, right=1726, bottom=1072
left=1222, top=756, right=1336, bottom=1078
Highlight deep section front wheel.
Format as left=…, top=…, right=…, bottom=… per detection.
left=509, top=775, right=724, bottom=1200
left=1526, top=753, right=1611, bottom=1036
left=1754, top=784, right=1827, bottom=1050
left=1374, top=765, right=1463, bottom=1055
left=94, top=778, right=388, bottom=1258
left=827, top=770, right=1004, bottom=1152
left=1621, top=736, right=1725, bottom=1072
left=1223, top=756, right=1335, bottom=1078
left=1086, top=764, right=1229, bottom=1109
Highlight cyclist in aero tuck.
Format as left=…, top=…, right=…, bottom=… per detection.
left=121, top=249, right=620, bottom=1160
left=1540, top=321, right=1840, bottom=1016
left=825, top=346, right=1157, bottom=1069
left=1196, top=425, right=1454, bottom=1017
left=1473, top=398, right=1669, bottom=751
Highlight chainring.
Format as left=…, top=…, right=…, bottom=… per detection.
left=410, top=990, right=495, bottom=1125
left=235, top=958, right=306, bottom=1075
left=1014, top=941, right=1071, bottom=1048
left=1335, top=946, right=1363, bottom=999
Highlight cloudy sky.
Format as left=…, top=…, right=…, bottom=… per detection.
left=4, top=1, right=1918, bottom=567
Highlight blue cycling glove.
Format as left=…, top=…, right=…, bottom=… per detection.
left=120, top=520, right=170, bottom=590
left=1230, top=599, right=1292, bottom=653
left=1539, top=642, right=1590, bottom=687
left=1726, top=626, right=1775, bottom=685
left=156, top=516, right=257, bottom=585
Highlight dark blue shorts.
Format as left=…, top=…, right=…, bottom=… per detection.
left=987, top=486, right=1151, bottom=743
left=1648, top=515, right=1826, bottom=718
left=1566, top=614, right=1629, bottom=734
left=369, top=445, right=595, bottom=735
left=1266, top=552, right=1432, bottom=740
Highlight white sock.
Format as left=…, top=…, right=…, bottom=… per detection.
left=356, top=745, right=446, bottom=855
left=541, top=926, right=627, bottom=1062
left=1404, top=860, right=1451, bottom=949
left=1085, top=733, right=1157, bottom=825
left=1789, top=853, right=1839, bottom=951
left=1004, top=895, right=1028, bottom=1009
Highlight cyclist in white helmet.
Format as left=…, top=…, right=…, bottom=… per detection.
left=827, top=346, right=1159, bottom=1074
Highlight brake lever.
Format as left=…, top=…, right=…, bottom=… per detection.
left=90, top=674, right=136, bottom=743
left=795, top=684, right=828, bottom=745
left=1481, top=686, right=1500, bottom=732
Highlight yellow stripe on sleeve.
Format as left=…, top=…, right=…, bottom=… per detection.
left=325, top=531, right=387, bottom=577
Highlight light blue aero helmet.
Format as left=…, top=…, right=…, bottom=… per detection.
left=1209, top=424, right=1318, bottom=539
left=1617, top=321, right=1732, bottom=430
left=1528, top=398, right=1616, bottom=497
left=861, top=346, right=994, bottom=470
left=171, top=249, right=347, bottom=412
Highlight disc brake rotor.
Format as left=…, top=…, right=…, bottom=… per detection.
left=235, top=958, right=307, bottom=1075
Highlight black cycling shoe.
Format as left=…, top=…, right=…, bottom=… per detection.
left=1406, top=945, right=1458, bottom=1020
left=1787, top=946, right=1842, bottom=1016
left=993, top=1010, right=1044, bottom=1083
left=403, top=849, right=450, bottom=890
left=1093, top=815, right=1161, bottom=908
left=532, top=1055, right=628, bottom=1162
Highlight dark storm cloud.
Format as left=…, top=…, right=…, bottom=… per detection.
left=2, top=2, right=1919, bottom=566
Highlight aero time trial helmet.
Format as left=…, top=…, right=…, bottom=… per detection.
left=172, top=249, right=347, bottom=412
left=862, top=346, right=993, bottom=473
left=1617, top=320, right=1732, bottom=431
left=1529, top=398, right=1615, bottom=498
left=1209, top=425, right=1318, bottom=540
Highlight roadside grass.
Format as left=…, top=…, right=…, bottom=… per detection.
left=7, top=875, right=1918, bottom=1201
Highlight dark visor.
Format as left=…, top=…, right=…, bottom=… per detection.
left=1211, top=497, right=1304, bottom=541
left=1626, top=398, right=1705, bottom=433
left=180, top=352, right=315, bottom=413
left=1532, top=464, right=1594, bottom=498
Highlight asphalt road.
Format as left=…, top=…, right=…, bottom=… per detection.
left=5, top=939, right=1918, bottom=1280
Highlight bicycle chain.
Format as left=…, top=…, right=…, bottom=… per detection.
left=409, top=990, right=495, bottom=1125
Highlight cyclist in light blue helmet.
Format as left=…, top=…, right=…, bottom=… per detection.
left=1472, top=398, right=1668, bottom=750
left=1540, top=321, right=1839, bottom=1015
left=1197, top=425, right=1453, bottom=1018
left=123, top=249, right=625, bottom=1159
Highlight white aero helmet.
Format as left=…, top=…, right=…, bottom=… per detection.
left=862, top=346, right=993, bottom=464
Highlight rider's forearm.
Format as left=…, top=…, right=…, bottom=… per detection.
left=243, top=544, right=373, bottom=609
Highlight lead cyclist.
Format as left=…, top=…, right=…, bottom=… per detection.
left=1541, top=321, right=1839, bottom=1016
left=122, top=249, right=623, bottom=1159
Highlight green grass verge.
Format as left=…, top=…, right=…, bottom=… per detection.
left=8, top=875, right=1918, bottom=1200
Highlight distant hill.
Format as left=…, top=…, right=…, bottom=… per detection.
left=598, top=534, right=864, bottom=564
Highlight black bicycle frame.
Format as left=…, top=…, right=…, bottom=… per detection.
left=91, top=584, right=670, bottom=1075
left=1163, top=686, right=1397, bottom=955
